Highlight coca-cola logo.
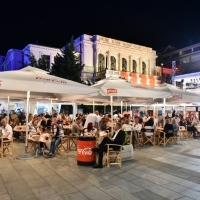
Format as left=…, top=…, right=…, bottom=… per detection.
left=107, top=88, right=117, bottom=95
left=35, top=77, right=67, bottom=84
left=78, top=147, right=93, bottom=155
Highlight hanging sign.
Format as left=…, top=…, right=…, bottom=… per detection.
left=165, top=106, right=173, bottom=111
left=186, top=107, right=196, bottom=111
left=175, top=107, right=184, bottom=111
left=107, top=88, right=117, bottom=95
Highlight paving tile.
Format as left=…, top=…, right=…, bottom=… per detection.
left=135, top=165, right=163, bottom=175
left=130, top=178, right=183, bottom=199
left=117, top=172, right=140, bottom=181
left=0, top=193, right=11, bottom=200
left=26, top=178, right=49, bottom=188
left=128, top=169, right=170, bottom=185
left=32, top=186, right=58, bottom=199
left=100, top=184, right=141, bottom=200
left=156, top=173, right=200, bottom=191
left=163, top=183, right=200, bottom=200
left=176, top=197, right=194, bottom=200
left=134, top=190, right=168, bottom=200
left=62, top=192, right=90, bottom=200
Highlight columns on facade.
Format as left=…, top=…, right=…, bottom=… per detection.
left=129, top=55, right=132, bottom=72
left=93, top=45, right=98, bottom=74
left=148, top=59, right=151, bottom=75
left=107, top=50, right=110, bottom=70
left=118, top=53, right=121, bottom=71
left=139, top=57, right=142, bottom=73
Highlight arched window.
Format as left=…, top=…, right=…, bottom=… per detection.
left=110, top=56, right=116, bottom=70
left=98, top=54, right=105, bottom=72
left=132, top=60, right=137, bottom=72
left=142, top=61, right=146, bottom=74
left=122, top=58, right=127, bottom=71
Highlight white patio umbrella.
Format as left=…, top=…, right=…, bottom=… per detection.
left=155, top=83, right=200, bottom=102
left=92, top=77, right=171, bottom=132
left=0, top=66, right=98, bottom=158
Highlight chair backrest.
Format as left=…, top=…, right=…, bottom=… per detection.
left=144, top=126, right=154, bottom=133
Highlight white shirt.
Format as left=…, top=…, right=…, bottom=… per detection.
left=2, top=124, right=13, bottom=139
left=122, top=124, right=133, bottom=131
left=133, top=123, right=142, bottom=131
left=112, top=129, right=120, bottom=140
left=84, top=113, right=99, bottom=128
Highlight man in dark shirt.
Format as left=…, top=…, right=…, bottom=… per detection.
left=93, top=122, right=125, bottom=168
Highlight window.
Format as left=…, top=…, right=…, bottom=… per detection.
left=110, top=56, right=116, bottom=70
left=132, top=60, right=137, bottom=72
left=122, top=58, right=127, bottom=71
left=172, top=53, right=179, bottom=58
left=98, top=54, right=105, bottom=72
left=193, top=46, right=200, bottom=52
left=142, top=62, right=146, bottom=74
left=182, top=49, right=192, bottom=55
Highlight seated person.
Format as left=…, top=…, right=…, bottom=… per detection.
left=93, top=122, right=125, bottom=168
left=144, top=117, right=154, bottom=127
left=72, top=117, right=83, bottom=136
left=28, top=119, right=39, bottom=134
left=132, top=117, right=142, bottom=146
left=163, top=119, right=174, bottom=138
left=122, top=119, right=133, bottom=131
left=185, top=117, right=199, bottom=138
left=0, top=119, right=13, bottom=143
left=37, top=126, right=47, bottom=154
left=48, top=118, right=64, bottom=156
left=171, top=118, right=179, bottom=135
left=83, top=122, right=98, bottom=136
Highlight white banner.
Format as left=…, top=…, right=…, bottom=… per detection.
left=186, top=107, right=196, bottom=111
left=175, top=106, right=184, bottom=111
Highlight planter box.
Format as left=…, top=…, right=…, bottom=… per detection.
left=122, top=144, right=134, bottom=161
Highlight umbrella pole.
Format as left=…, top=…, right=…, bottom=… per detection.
left=50, top=99, right=53, bottom=115
left=121, top=101, right=123, bottom=115
left=163, top=98, right=166, bottom=126
left=16, top=91, right=34, bottom=160
left=110, top=96, right=113, bottom=133
left=93, top=101, right=95, bottom=113
left=25, top=91, right=30, bottom=153
left=7, top=96, right=10, bottom=122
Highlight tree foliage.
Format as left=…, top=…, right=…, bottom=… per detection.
left=28, top=53, right=49, bottom=71
left=51, top=37, right=84, bottom=83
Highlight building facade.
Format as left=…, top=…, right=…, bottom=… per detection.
left=22, top=44, right=61, bottom=70
left=0, top=55, right=5, bottom=71
left=74, top=34, right=157, bottom=83
left=161, top=43, right=200, bottom=88
left=1, top=34, right=158, bottom=86
left=1, top=49, right=23, bottom=71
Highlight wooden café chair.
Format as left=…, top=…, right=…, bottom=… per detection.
left=105, top=144, right=123, bottom=168
left=159, top=129, right=174, bottom=146
left=0, top=138, right=13, bottom=158
left=143, top=126, right=155, bottom=145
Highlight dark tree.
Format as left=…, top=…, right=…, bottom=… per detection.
left=51, top=37, right=84, bottom=82
left=37, top=55, right=49, bottom=71
left=29, top=53, right=38, bottom=67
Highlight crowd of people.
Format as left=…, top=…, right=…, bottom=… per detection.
left=0, top=108, right=200, bottom=161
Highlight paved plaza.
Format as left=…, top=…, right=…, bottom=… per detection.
left=1, top=139, right=200, bottom=200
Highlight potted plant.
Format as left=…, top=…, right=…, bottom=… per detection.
left=121, top=131, right=134, bottom=161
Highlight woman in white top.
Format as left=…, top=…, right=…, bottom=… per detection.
left=83, top=122, right=98, bottom=136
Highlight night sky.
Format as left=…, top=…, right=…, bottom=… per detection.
left=1, top=0, right=200, bottom=55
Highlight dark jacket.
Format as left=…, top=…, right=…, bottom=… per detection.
left=113, top=130, right=126, bottom=146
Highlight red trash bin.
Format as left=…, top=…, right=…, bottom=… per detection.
left=77, top=137, right=96, bottom=166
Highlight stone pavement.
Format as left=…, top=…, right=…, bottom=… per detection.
left=1, top=139, right=200, bottom=200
